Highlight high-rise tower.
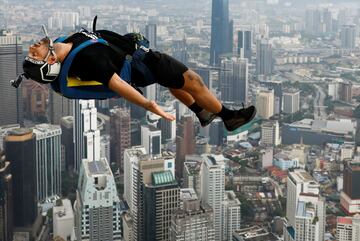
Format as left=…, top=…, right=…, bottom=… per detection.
left=0, top=30, right=23, bottom=125
left=210, top=0, right=233, bottom=66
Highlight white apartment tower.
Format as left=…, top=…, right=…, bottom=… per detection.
left=74, top=158, right=122, bottom=241
left=336, top=215, right=360, bottom=241
left=33, top=123, right=62, bottom=201
left=285, top=169, right=324, bottom=241
left=261, top=120, right=281, bottom=146
left=201, top=155, right=225, bottom=241
left=256, top=89, right=274, bottom=119
left=222, top=191, right=241, bottom=241
left=170, top=188, right=215, bottom=241
left=74, top=100, right=100, bottom=172
left=141, top=125, right=162, bottom=157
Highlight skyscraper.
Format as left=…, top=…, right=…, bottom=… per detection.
left=222, top=191, right=241, bottom=241
left=33, top=124, right=62, bottom=201
left=284, top=169, right=325, bottom=241
left=48, top=89, right=73, bottom=125
left=340, top=25, right=356, bottom=49
left=336, top=215, right=360, bottom=241
left=170, top=188, right=215, bottom=241
left=340, top=162, right=360, bottom=215
left=123, top=147, right=176, bottom=241
left=110, top=107, right=131, bottom=171
left=210, top=0, right=233, bottom=65
left=261, top=120, right=281, bottom=147
left=201, top=155, right=225, bottom=241
left=0, top=152, right=13, bottom=241
left=305, top=8, right=322, bottom=35
left=73, top=100, right=98, bottom=173
left=176, top=116, right=195, bottom=179
left=60, top=116, right=74, bottom=171
left=4, top=128, right=37, bottom=227
left=74, top=158, right=122, bottom=240
left=256, top=38, right=273, bottom=77
left=145, top=23, right=157, bottom=49
left=220, top=57, right=248, bottom=105
left=141, top=125, right=162, bottom=157
left=283, top=90, right=300, bottom=114
left=256, top=89, right=274, bottom=119
left=237, top=30, right=252, bottom=61
left=0, top=30, right=23, bottom=126
left=144, top=171, right=179, bottom=240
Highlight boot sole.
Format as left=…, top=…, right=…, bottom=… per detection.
left=225, top=107, right=257, bottom=132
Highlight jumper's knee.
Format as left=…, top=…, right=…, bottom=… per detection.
left=182, top=70, right=205, bottom=94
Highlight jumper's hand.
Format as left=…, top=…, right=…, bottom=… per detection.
left=145, top=100, right=175, bottom=121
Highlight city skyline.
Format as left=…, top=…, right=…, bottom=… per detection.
left=2, top=0, right=360, bottom=240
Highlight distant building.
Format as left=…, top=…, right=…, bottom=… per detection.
left=341, top=162, right=360, bottom=215
left=60, top=116, right=74, bottom=171
left=100, top=135, right=111, bottom=164
left=48, top=89, right=73, bottom=125
left=283, top=89, right=300, bottom=114
left=141, top=125, right=161, bottom=157
left=260, top=148, right=273, bottom=169
left=256, top=38, right=273, bottom=77
left=201, top=155, right=225, bottom=241
left=222, top=190, right=241, bottom=241
left=305, top=8, right=322, bottom=35
left=110, top=107, right=131, bottom=170
left=336, top=215, right=360, bottom=241
left=74, top=158, right=122, bottom=241
left=144, top=171, right=179, bottom=240
left=170, top=188, right=215, bottom=241
left=53, top=199, right=74, bottom=241
left=261, top=120, right=281, bottom=146
left=220, top=57, right=248, bottom=105
left=340, top=25, right=356, bottom=49
left=4, top=128, right=37, bottom=227
left=73, top=100, right=98, bottom=173
left=123, top=147, right=176, bottom=241
left=0, top=152, right=13, bottom=241
left=33, top=124, right=62, bottom=201
left=233, top=225, right=280, bottom=241
left=237, top=30, right=252, bottom=61
left=210, top=0, right=233, bottom=65
left=183, top=156, right=202, bottom=194
left=256, top=89, right=274, bottom=119
left=176, top=116, right=195, bottom=179
left=0, top=30, right=23, bottom=126
left=273, top=153, right=299, bottom=171
left=145, top=23, right=157, bottom=49
left=282, top=119, right=356, bottom=145
left=284, top=170, right=324, bottom=241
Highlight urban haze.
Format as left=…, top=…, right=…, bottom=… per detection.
left=1, top=0, right=360, bottom=241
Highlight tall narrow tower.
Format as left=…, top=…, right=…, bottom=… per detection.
left=0, top=30, right=23, bottom=125
left=210, top=0, right=232, bottom=66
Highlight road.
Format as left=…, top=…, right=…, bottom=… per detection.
left=313, top=84, right=327, bottom=119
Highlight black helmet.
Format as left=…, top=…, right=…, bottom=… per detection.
left=22, top=25, right=61, bottom=84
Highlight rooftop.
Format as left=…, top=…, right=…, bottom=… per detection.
left=233, top=226, right=280, bottom=241
left=152, top=170, right=177, bottom=186
left=86, top=160, right=110, bottom=175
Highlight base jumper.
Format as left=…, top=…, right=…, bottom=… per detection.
left=15, top=22, right=256, bottom=131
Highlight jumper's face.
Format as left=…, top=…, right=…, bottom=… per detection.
left=27, top=38, right=50, bottom=61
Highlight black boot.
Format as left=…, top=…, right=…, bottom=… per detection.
left=222, top=105, right=257, bottom=132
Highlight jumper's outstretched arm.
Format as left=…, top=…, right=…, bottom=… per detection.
left=108, top=73, right=175, bottom=121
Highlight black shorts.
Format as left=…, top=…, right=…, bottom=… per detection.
left=131, top=50, right=188, bottom=89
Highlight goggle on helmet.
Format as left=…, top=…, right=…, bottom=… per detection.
left=22, top=25, right=61, bottom=84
